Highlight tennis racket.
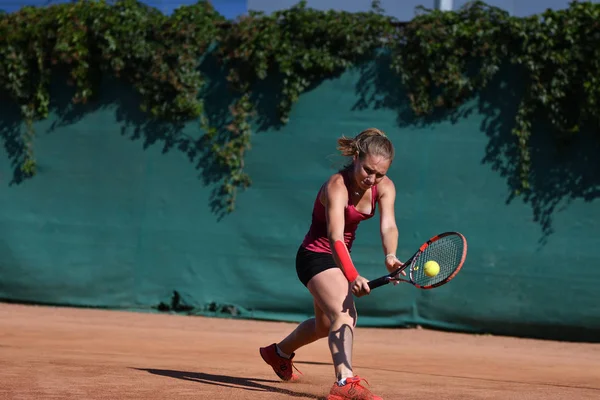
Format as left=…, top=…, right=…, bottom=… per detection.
left=368, top=231, right=467, bottom=290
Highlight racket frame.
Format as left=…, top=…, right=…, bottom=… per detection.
left=367, top=231, right=467, bottom=290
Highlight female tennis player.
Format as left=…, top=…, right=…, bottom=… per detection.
left=259, top=128, right=403, bottom=400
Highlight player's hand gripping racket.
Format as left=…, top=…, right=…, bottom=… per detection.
left=368, top=232, right=467, bottom=290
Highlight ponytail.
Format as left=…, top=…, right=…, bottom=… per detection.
left=336, top=136, right=357, bottom=157
left=336, top=128, right=394, bottom=162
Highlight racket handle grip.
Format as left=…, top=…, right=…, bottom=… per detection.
left=368, top=276, right=390, bottom=290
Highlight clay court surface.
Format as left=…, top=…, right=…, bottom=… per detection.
left=1, top=303, right=599, bottom=400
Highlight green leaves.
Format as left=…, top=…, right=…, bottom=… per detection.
left=394, top=1, right=512, bottom=115
left=2, top=0, right=600, bottom=209
left=1, top=0, right=221, bottom=191
left=218, top=1, right=396, bottom=121
left=392, top=0, right=600, bottom=193
left=215, top=1, right=397, bottom=208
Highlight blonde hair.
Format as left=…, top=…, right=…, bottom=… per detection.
left=337, top=128, right=395, bottom=162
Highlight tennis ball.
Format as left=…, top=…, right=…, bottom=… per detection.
left=424, top=260, right=440, bottom=277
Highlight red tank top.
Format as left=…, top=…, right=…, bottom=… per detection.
left=301, top=169, right=378, bottom=253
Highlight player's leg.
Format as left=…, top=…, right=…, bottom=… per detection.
left=259, top=297, right=330, bottom=381
left=306, top=267, right=357, bottom=382
left=308, top=268, right=382, bottom=400
left=259, top=247, right=335, bottom=381
left=275, top=245, right=337, bottom=355
left=261, top=265, right=354, bottom=382
left=277, top=298, right=330, bottom=355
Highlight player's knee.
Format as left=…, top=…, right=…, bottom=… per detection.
left=331, top=310, right=356, bottom=328
left=351, top=313, right=357, bottom=328
left=342, top=295, right=357, bottom=328
left=350, top=307, right=357, bottom=328
left=344, top=304, right=358, bottom=328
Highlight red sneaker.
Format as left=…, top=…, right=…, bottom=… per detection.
left=259, top=343, right=302, bottom=381
left=327, top=376, right=382, bottom=400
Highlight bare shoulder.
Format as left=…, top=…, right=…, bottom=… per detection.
left=320, top=173, right=348, bottom=204
left=377, top=176, right=396, bottom=200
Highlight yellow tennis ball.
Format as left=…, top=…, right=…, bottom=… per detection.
left=424, top=260, right=440, bottom=277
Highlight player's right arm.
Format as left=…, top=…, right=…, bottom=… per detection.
left=321, top=175, right=347, bottom=246
left=322, top=175, right=371, bottom=297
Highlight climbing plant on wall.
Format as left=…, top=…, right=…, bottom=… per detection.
left=1, top=0, right=599, bottom=211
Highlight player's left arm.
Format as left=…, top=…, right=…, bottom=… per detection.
left=378, top=178, right=404, bottom=275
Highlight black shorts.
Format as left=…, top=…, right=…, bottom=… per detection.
left=296, top=245, right=339, bottom=287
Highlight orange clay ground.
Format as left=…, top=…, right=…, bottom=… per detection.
left=1, top=303, right=599, bottom=399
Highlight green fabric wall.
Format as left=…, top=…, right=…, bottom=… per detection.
left=1, top=56, right=599, bottom=342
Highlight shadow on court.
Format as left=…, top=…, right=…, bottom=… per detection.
left=133, top=368, right=325, bottom=399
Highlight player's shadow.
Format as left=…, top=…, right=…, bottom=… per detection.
left=133, top=368, right=324, bottom=399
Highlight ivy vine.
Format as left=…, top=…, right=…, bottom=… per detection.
left=213, top=0, right=395, bottom=208
left=395, top=0, right=600, bottom=192
left=1, top=0, right=599, bottom=211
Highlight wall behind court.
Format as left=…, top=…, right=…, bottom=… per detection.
left=1, top=53, right=599, bottom=342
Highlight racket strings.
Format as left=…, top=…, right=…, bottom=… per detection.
left=411, top=234, right=465, bottom=287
